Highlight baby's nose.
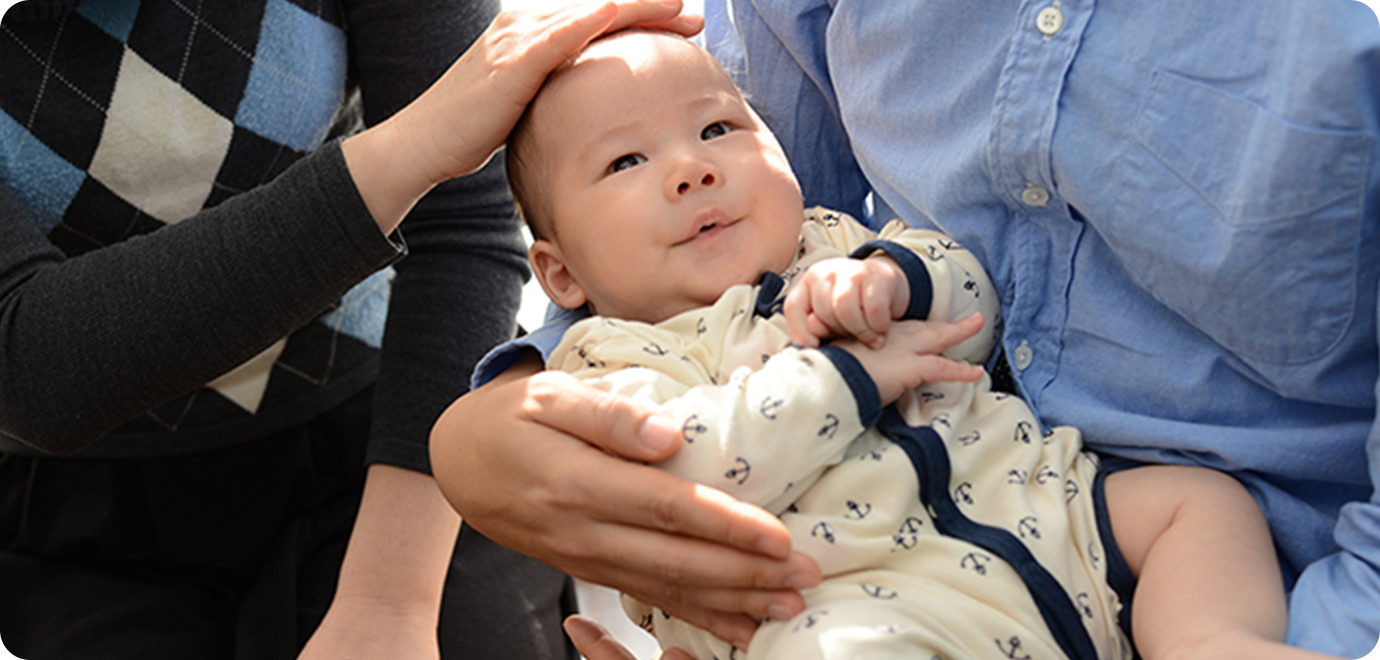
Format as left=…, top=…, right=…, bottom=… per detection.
left=677, top=172, right=717, bottom=195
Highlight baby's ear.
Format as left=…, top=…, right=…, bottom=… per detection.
left=529, top=240, right=588, bottom=310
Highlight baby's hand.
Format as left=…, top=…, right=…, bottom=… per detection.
left=784, top=256, right=910, bottom=349
left=834, top=315, right=986, bottom=405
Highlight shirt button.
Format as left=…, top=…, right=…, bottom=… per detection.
left=1021, top=185, right=1051, bottom=207
left=1013, top=340, right=1034, bottom=371
left=1037, top=6, right=1065, bottom=36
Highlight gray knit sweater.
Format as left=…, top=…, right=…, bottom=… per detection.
left=0, top=0, right=527, bottom=470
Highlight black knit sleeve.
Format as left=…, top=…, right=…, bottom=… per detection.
left=0, top=142, right=403, bottom=454
left=342, top=0, right=529, bottom=473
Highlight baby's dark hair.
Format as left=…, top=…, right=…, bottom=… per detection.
left=505, top=102, right=548, bottom=242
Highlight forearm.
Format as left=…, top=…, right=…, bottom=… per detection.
left=0, top=146, right=400, bottom=453
left=332, top=464, right=462, bottom=615
left=364, top=153, right=526, bottom=471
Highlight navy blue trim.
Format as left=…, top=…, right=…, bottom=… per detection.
left=817, top=346, right=882, bottom=429
left=877, top=408, right=1100, bottom=660
left=850, top=240, right=933, bottom=320
left=755, top=271, right=786, bottom=318
left=1094, top=466, right=1140, bottom=655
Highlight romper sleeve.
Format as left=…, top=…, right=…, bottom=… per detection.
left=550, top=312, right=880, bottom=516
left=800, top=209, right=1002, bottom=364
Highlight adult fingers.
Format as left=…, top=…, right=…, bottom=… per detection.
left=511, top=0, right=701, bottom=73
left=433, top=364, right=801, bottom=565
left=565, top=615, right=702, bottom=660
left=564, top=616, right=638, bottom=660
left=603, top=0, right=704, bottom=37
left=402, top=0, right=699, bottom=182
left=521, top=369, right=682, bottom=462
left=431, top=375, right=816, bottom=646
left=555, top=445, right=806, bottom=566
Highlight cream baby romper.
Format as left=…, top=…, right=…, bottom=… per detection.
left=549, top=208, right=1134, bottom=660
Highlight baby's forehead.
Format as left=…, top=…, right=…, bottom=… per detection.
left=575, top=29, right=701, bottom=66
left=531, top=30, right=739, bottom=128
left=556, top=29, right=723, bottom=86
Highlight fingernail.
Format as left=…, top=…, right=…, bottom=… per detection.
left=637, top=415, right=679, bottom=454
left=755, top=536, right=789, bottom=559
left=767, top=603, right=795, bottom=622
left=562, top=616, right=598, bottom=647
left=786, top=571, right=819, bottom=590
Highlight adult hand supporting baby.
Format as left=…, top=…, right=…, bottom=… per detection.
left=431, top=356, right=822, bottom=651
left=341, top=0, right=703, bottom=235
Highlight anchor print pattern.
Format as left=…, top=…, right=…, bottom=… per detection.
left=547, top=209, right=1122, bottom=658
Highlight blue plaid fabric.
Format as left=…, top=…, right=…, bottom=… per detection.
left=0, top=0, right=392, bottom=433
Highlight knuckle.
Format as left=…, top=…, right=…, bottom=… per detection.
left=596, top=397, right=646, bottom=446
left=542, top=531, right=586, bottom=564
left=643, top=489, right=684, bottom=533
left=652, top=555, right=691, bottom=586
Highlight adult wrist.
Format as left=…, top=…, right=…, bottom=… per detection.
left=341, top=122, right=436, bottom=235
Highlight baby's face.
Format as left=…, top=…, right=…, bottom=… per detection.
left=525, top=31, right=804, bottom=324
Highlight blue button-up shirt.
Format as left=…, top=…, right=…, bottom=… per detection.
left=701, top=0, right=1380, bottom=653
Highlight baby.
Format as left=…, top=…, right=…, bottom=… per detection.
left=503, top=28, right=1331, bottom=660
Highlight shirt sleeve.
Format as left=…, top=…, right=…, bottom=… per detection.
left=1288, top=297, right=1380, bottom=656
left=706, top=0, right=872, bottom=221
left=341, top=0, right=530, bottom=473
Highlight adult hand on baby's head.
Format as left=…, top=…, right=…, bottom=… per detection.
left=343, top=0, right=702, bottom=233
left=404, top=0, right=702, bottom=182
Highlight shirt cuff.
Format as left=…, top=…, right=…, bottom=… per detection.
left=471, top=304, right=589, bottom=389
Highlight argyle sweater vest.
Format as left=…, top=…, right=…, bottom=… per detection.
left=0, top=0, right=391, bottom=449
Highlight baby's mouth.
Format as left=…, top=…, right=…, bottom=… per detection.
left=677, top=208, right=736, bottom=245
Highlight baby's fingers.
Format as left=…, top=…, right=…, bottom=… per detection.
left=890, top=313, right=986, bottom=355
left=783, top=284, right=821, bottom=347
left=858, top=275, right=895, bottom=347
left=813, top=275, right=884, bottom=347
left=914, top=354, right=985, bottom=383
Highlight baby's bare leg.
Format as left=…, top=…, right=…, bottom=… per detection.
left=1105, top=465, right=1338, bottom=660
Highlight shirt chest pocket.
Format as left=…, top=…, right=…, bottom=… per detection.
left=1103, top=70, right=1371, bottom=365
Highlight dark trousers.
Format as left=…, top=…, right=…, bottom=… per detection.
left=0, top=388, right=573, bottom=659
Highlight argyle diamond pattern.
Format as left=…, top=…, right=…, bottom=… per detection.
left=0, top=0, right=389, bottom=426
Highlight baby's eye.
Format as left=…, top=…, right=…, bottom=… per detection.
left=608, top=153, right=646, bottom=174
left=701, top=121, right=732, bottom=140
